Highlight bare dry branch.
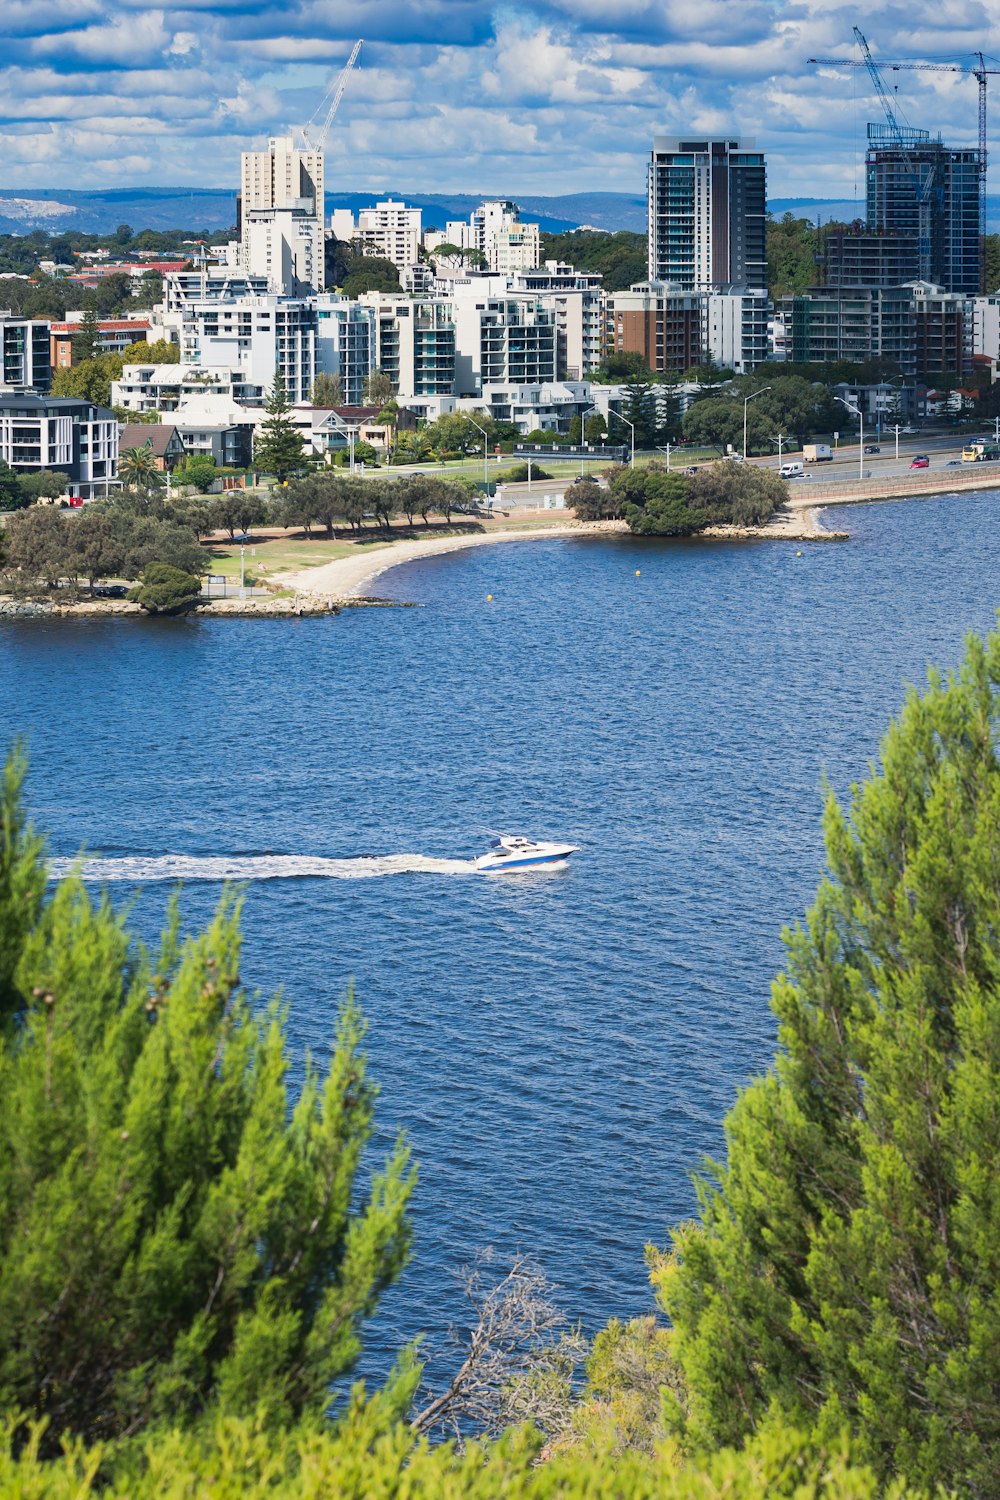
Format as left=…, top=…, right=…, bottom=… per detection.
left=410, top=1249, right=586, bottom=1441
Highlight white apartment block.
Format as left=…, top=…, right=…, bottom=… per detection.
left=156, top=293, right=319, bottom=404
left=160, top=269, right=270, bottom=312
left=702, top=288, right=769, bottom=374
left=420, top=262, right=604, bottom=379
left=315, top=298, right=375, bottom=405
left=491, top=220, right=540, bottom=276
left=452, top=289, right=556, bottom=394
left=241, top=136, right=323, bottom=214
left=154, top=273, right=375, bottom=408
left=0, top=395, right=117, bottom=499
left=396, top=381, right=591, bottom=435
left=509, top=265, right=605, bottom=379
left=973, top=294, right=1000, bottom=363
left=330, top=199, right=422, bottom=271
left=112, top=363, right=266, bottom=415
left=242, top=209, right=324, bottom=297
left=426, top=200, right=540, bottom=274
left=240, top=136, right=325, bottom=294
left=363, top=294, right=457, bottom=398
left=360, top=286, right=557, bottom=402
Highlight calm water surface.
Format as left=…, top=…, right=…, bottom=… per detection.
left=2, top=492, right=999, bottom=1367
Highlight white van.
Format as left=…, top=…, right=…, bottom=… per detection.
left=779, top=461, right=804, bottom=479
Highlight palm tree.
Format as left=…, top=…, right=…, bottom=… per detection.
left=118, top=445, right=162, bottom=493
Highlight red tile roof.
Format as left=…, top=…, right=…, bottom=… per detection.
left=50, top=320, right=151, bottom=334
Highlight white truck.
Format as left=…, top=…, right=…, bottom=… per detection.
left=802, top=443, right=833, bottom=463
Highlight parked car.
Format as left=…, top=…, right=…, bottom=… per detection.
left=683, top=465, right=699, bottom=475
left=863, top=444, right=880, bottom=454
left=901, top=426, right=919, bottom=434
left=909, top=456, right=930, bottom=469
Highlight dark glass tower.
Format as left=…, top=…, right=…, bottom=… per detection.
left=647, top=136, right=767, bottom=291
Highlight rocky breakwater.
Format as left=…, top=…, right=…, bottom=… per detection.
left=702, top=504, right=848, bottom=543
left=0, top=597, right=143, bottom=618
left=0, top=593, right=409, bottom=620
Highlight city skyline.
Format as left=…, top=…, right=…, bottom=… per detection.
left=0, top=1, right=997, bottom=203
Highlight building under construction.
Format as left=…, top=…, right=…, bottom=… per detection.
left=865, top=124, right=981, bottom=296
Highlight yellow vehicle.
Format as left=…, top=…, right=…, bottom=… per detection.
left=961, top=442, right=1000, bottom=463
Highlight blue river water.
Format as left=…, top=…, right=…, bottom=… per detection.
left=2, top=491, right=1000, bottom=1374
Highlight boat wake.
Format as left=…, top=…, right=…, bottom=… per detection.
left=47, top=853, right=478, bottom=884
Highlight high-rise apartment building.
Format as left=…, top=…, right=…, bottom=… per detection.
left=241, top=136, right=323, bottom=216
left=239, top=136, right=325, bottom=294
left=865, top=124, right=980, bottom=296
left=647, top=136, right=766, bottom=290
left=329, top=200, right=422, bottom=271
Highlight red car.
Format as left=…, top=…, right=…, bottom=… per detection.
left=909, top=456, right=929, bottom=469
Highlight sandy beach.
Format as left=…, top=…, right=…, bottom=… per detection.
left=277, top=521, right=628, bottom=598
left=277, top=506, right=836, bottom=600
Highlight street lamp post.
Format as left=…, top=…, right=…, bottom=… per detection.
left=835, top=395, right=864, bottom=481
left=742, top=386, right=771, bottom=461
left=772, top=433, right=787, bottom=465
left=579, top=405, right=602, bottom=474
left=656, top=444, right=672, bottom=470
left=236, top=531, right=251, bottom=600
left=467, top=417, right=489, bottom=491
left=614, top=412, right=635, bottom=467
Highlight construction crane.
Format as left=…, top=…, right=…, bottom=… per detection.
left=300, top=39, right=362, bottom=154
left=808, top=28, right=999, bottom=288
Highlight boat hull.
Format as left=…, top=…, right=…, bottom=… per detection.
left=474, top=845, right=578, bottom=873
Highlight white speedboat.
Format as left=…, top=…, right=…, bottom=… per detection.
left=474, top=835, right=580, bottom=873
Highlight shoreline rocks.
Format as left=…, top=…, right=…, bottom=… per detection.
left=0, top=594, right=413, bottom=620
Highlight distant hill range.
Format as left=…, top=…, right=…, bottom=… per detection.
left=0, top=186, right=650, bottom=237
left=1, top=188, right=997, bottom=238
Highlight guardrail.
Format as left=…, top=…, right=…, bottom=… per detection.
left=788, top=468, right=1000, bottom=505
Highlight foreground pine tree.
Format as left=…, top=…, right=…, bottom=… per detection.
left=658, top=625, right=1000, bottom=1494
left=253, top=371, right=305, bottom=482
left=0, top=747, right=413, bottom=1449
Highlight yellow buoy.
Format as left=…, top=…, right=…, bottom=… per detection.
left=487, top=594, right=493, bottom=601
left=796, top=551, right=802, bottom=557
left=635, top=569, right=641, bottom=576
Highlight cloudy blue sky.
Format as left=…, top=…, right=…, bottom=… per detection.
left=0, top=0, right=996, bottom=201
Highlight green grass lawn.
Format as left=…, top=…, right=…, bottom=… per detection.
left=203, top=537, right=374, bottom=585
left=202, top=523, right=495, bottom=583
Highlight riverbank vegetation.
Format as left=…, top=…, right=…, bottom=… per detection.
left=0, top=476, right=491, bottom=597
left=0, top=498, right=204, bottom=594
left=6, top=619, right=1000, bottom=1491
left=595, top=461, right=786, bottom=535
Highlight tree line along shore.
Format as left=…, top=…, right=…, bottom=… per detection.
left=0, top=461, right=795, bottom=614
